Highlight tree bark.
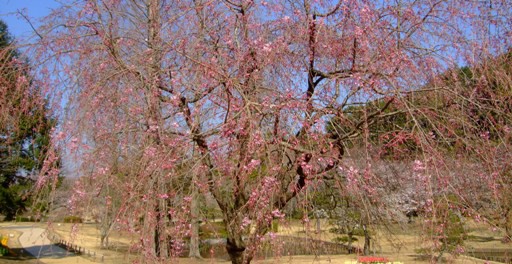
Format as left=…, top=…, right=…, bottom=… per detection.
left=188, top=180, right=202, bottom=258
left=154, top=205, right=161, bottom=257
left=224, top=212, right=252, bottom=264
left=347, top=231, right=354, bottom=253
left=226, top=238, right=246, bottom=264
left=100, top=229, right=109, bottom=248
left=505, top=224, right=511, bottom=242
left=363, top=224, right=371, bottom=256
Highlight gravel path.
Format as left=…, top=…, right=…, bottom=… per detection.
left=2, top=225, right=74, bottom=259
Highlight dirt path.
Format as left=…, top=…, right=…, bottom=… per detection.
left=0, top=223, right=95, bottom=264
left=14, top=225, right=71, bottom=258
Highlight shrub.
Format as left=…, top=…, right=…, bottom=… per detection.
left=15, top=216, right=35, bottom=222
left=0, top=245, right=8, bottom=256
left=333, top=235, right=358, bottom=244
left=199, top=221, right=227, bottom=238
left=63, top=216, right=83, bottom=223
left=329, top=226, right=366, bottom=236
left=271, top=220, right=279, bottom=233
left=0, top=236, right=8, bottom=256
left=329, top=226, right=344, bottom=234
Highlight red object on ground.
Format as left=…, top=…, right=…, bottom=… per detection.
left=357, top=256, right=390, bottom=263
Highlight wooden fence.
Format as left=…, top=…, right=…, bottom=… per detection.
left=46, top=231, right=105, bottom=262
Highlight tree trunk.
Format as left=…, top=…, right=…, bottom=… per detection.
left=188, top=182, right=201, bottom=258
left=154, top=202, right=169, bottom=258
left=226, top=237, right=253, bottom=264
left=100, top=212, right=112, bottom=249
left=226, top=238, right=250, bottom=264
left=347, top=231, right=354, bottom=253
left=100, top=230, right=109, bottom=248
left=505, top=225, right=511, bottom=242
left=363, top=224, right=371, bottom=256
left=154, top=220, right=161, bottom=257
left=505, top=210, right=512, bottom=242
left=436, top=244, right=446, bottom=264
left=224, top=212, right=252, bottom=264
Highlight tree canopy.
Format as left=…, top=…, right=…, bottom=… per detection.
left=29, top=0, right=512, bottom=263
left=0, top=20, right=53, bottom=221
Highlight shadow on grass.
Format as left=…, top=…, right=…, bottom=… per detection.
left=409, top=254, right=452, bottom=263
left=466, top=235, right=497, bottom=242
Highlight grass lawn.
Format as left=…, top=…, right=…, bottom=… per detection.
left=0, top=218, right=509, bottom=264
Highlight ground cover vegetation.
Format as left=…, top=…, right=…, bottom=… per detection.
left=0, top=0, right=508, bottom=264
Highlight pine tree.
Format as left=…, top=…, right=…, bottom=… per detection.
left=0, top=20, right=53, bottom=221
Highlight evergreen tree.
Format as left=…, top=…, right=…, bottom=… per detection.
left=0, top=20, right=53, bottom=221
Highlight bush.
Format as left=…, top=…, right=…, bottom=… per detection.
left=332, top=235, right=358, bottom=244
left=199, top=221, right=227, bottom=238
left=443, top=211, right=467, bottom=246
left=0, top=245, right=8, bottom=256
left=271, top=220, right=279, bottom=233
left=15, top=216, right=35, bottom=222
left=0, top=236, right=8, bottom=256
left=351, top=228, right=366, bottom=237
left=329, top=226, right=366, bottom=236
left=329, top=227, right=344, bottom=234
left=63, top=216, right=83, bottom=223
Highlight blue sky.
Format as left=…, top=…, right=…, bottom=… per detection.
left=0, top=0, right=59, bottom=38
